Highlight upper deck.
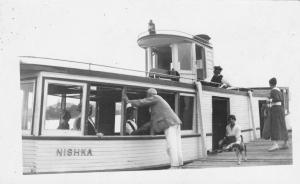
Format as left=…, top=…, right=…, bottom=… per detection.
left=20, top=57, right=273, bottom=98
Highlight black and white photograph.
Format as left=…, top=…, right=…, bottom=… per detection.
left=0, top=0, right=299, bottom=183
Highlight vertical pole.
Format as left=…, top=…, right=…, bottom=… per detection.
left=145, top=49, right=148, bottom=77
left=84, top=84, right=90, bottom=135
left=21, top=89, right=29, bottom=129
left=175, top=92, right=179, bottom=114
left=195, top=81, right=207, bottom=158
left=146, top=47, right=152, bottom=73
left=248, top=90, right=257, bottom=140
left=120, top=87, right=127, bottom=135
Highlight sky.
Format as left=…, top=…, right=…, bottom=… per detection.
left=1, top=0, right=300, bottom=183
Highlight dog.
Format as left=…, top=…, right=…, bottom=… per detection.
left=231, top=135, right=247, bottom=165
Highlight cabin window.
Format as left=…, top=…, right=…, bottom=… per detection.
left=178, top=43, right=192, bottom=70
left=125, top=89, right=176, bottom=135
left=195, top=45, right=206, bottom=80
left=42, top=80, right=87, bottom=136
left=21, top=80, right=35, bottom=135
left=89, top=84, right=123, bottom=136
left=126, top=89, right=150, bottom=135
left=179, top=94, right=195, bottom=131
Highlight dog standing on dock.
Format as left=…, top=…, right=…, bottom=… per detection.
left=231, top=135, right=247, bottom=165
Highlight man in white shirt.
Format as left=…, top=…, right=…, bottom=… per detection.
left=218, top=115, right=242, bottom=152
left=125, top=104, right=138, bottom=135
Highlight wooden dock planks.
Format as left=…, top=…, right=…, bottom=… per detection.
left=183, top=137, right=293, bottom=169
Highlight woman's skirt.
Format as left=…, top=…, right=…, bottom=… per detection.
left=269, top=105, right=288, bottom=141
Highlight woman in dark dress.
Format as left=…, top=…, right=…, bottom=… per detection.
left=267, top=77, right=289, bottom=151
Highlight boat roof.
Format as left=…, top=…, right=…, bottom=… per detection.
left=20, top=62, right=194, bottom=90
left=137, top=30, right=213, bottom=48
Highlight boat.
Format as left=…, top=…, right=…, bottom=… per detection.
left=20, top=24, right=290, bottom=174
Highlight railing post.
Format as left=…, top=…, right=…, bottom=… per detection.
left=195, top=81, right=207, bottom=158
left=248, top=90, right=257, bottom=140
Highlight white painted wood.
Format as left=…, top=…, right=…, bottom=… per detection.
left=23, top=137, right=200, bottom=173
left=195, top=82, right=207, bottom=158
left=248, top=91, right=257, bottom=140
left=33, top=73, right=43, bottom=136
left=204, top=48, right=214, bottom=81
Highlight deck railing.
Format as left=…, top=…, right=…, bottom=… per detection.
left=19, top=56, right=196, bottom=81
left=19, top=56, right=252, bottom=91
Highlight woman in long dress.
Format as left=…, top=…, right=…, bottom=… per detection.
left=267, top=77, right=289, bottom=151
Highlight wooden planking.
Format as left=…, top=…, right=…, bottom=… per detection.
left=22, top=140, right=36, bottom=173
left=184, top=136, right=293, bottom=169
left=23, top=137, right=200, bottom=173
left=205, top=48, right=214, bottom=80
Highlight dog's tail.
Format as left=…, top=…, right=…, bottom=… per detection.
left=240, top=135, right=244, bottom=143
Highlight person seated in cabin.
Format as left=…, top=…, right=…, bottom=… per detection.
left=73, top=104, right=100, bottom=136
left=125, top=104, right=138, bottom=135
left=57, top=110, right=71, bottom=130
left=218, top=115, right=242, bottom=152
left=211, top=66, right=231, bottom=88
left=169, top=68, right=180, bottom=82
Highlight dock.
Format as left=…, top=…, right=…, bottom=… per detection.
left=183, top=135, right=293, bottom=169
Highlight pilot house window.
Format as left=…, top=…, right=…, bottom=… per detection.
left=152, top=46, right=172, bottom=70
left=178, top=43, right=192, bottom=70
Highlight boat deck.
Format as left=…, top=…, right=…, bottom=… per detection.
left=183, top=134, right=293, bottom=169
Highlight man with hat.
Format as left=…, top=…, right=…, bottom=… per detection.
left=123, top=88, right=183, bottom=169
left=211, top=66, right=231, bottom=88
left=125, top=103, right=138, bottom=135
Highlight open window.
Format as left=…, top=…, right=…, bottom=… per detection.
left=179, top=93, right=195, bottom=133
left=21, top=80, right=36, bottom=135
left=89, top=84, right=123, bottom=136
left=152, top=46, right=172, bottom=70
left=126, top=88, right=150, bottom=135
left=42, top=80, right=87, bottom=136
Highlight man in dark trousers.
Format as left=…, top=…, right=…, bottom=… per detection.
left=123, top=88, right=183, bottom=169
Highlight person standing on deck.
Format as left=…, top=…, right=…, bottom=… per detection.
left=266, top=77, right=289, bottom=151
left=123, top=88, right=183, bottom=169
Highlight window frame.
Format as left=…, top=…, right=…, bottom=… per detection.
left=178, top=93, right=196, bottom=134
left=195, top=44, right=207, bottom=77
left=21, top=79, right=36, bottom=135
left=41, top=79, right=87, bottom=136
left=177, top=43, right=193, bottom=72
